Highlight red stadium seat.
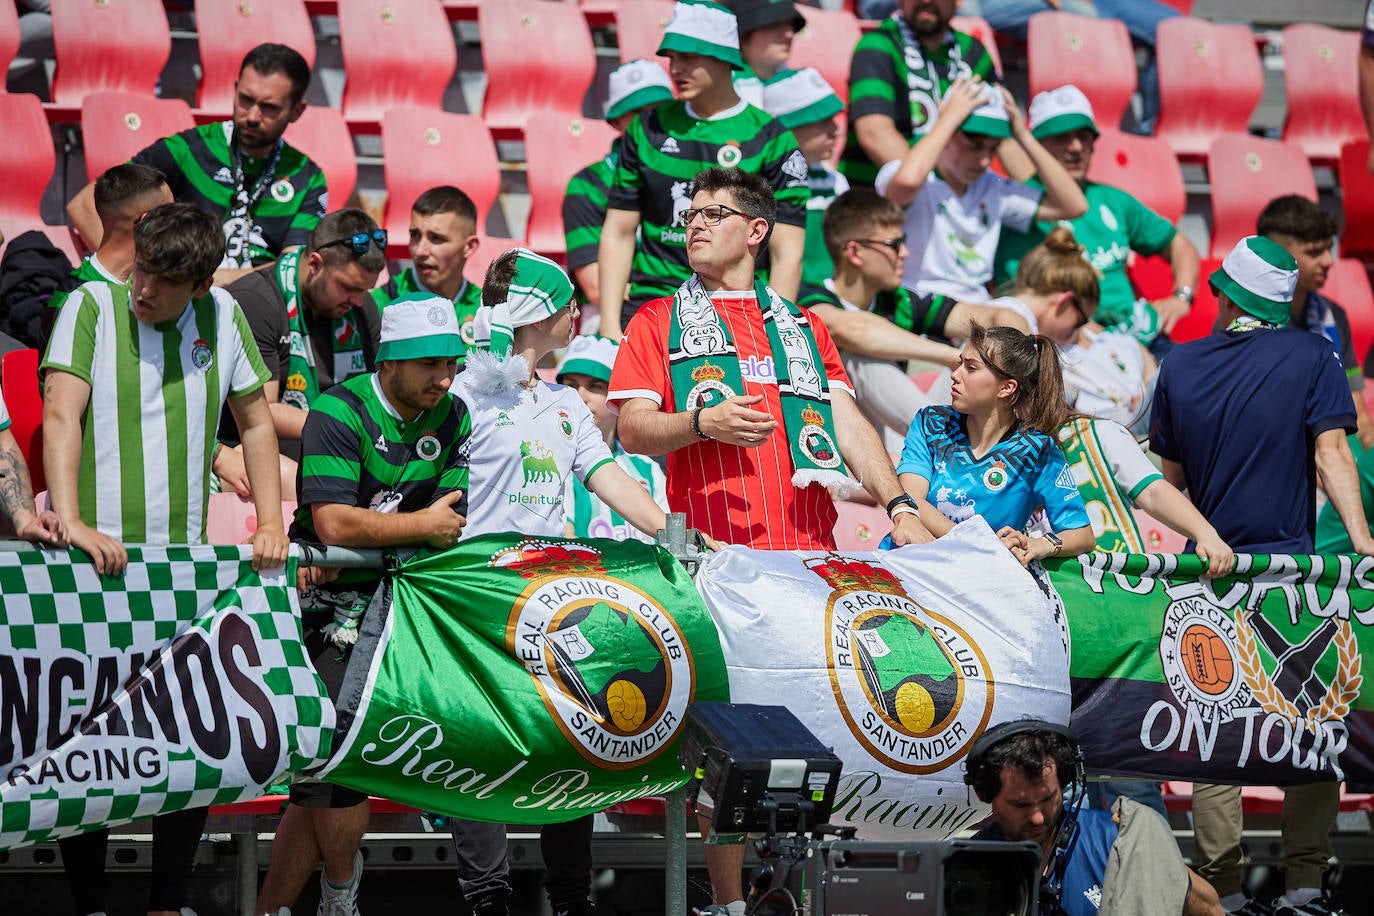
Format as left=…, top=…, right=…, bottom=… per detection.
left=791, top=6, right=863, bottom=105
left=1155, top=17, right=1263, bottom=162
left=1325, top=259, right=1374, bottom=361
left=615, top=0, right=674, bottom=69
left=284, top=105, right=359, bottom=208
left=1206, top=134, right=1316, bottom=259
left=80, top=91, right=195, bottom=183
left=0, top=93, right=54, bottom=225
left=0, top=2, right=19, bottom=74
left=1027, top=12, right=1135, bottom=131
left=523, top=113, right=618, bottom=257
left=381, top=107, right=500, bottom=247
left=1338, top=139, right=1374, bottom=264
left=193, top=0, right=317, bottom=117
left=466, top=235, right=525, bottom=285
left=338, top=0, right=457, bottom=130
left=1168, top=257, right=1222, bottom=343
left=479, top=0, right=597, bottom=140
left=1131, top=509, right=1187, bottom=554
left=1282, top=24, right=1364, bottom=164
left=950, top=15, right=1002, bottom=79
left=1086, top=128, right=1186, bottom=225
left=1, top=349, right=44, bottom=493
left=831, top=501, right=892, bottom=552
left=48, top=0, right=171, bottom=115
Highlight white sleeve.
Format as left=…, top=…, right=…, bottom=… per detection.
left=994, top=177, right=1045, bottom=233
left=0, top=392, right=10, bottom=432
left=873, top=159, right=903, bottom=197
left=1094, top=419, right=1162, bottom=501
left=568, top=394, right=614, bottom=483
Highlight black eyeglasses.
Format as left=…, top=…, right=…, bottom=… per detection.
left=318, top=229, right=388, bottom=256
left=854, top=236, right=906, bottom=254
left=677, top=204, right=754, bottom=228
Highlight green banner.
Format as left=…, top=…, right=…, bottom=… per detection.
left=317, top=535, right=730, bottom=822
left=1049, top=552, right=1372, bottom=785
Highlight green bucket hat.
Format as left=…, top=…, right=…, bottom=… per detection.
left=606, top=59, right=676, bottom=121
left=762, top=67, right=843, bottom=129
left=556, top=334, right=619, bottom=384
left=1028, top=85, right=1100, bottom=140
left=658, top=0, right=744, bottom=71
left=959, top=83, right=1012, bottom=139
left=376, top=292, right=464, bottom=362
left=1209, top=235, right=1299, bottom=325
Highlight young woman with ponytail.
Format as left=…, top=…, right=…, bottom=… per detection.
left=892, top=320, right=1095, bottom=565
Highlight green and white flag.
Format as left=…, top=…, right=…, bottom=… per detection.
left=696, top=520, right=1070, bottom=842
left=318, top=535, right=729, bottom=823
left=0, top=547, right=333, bottom=850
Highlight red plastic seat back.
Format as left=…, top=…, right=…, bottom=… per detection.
left=1087, top=128, right=1186, bottom=225
left=1027, top=11, right=1135, bottom=130
left=1338, top=139, right=1374, bottom=263
left=0, top=2, right=19, bottom=74
left=1, top=349, right=44, bottom=493
left=193, top=0, right=318, bottom=116
left=1324, top=259, right=1374, bottom=361
left=50, top=0, right=171, bottom=107
left=791, top=6, right=863, bottom=105
left=523, top=113, right=618, bottom=257
left=381, top=108, right=500, bottom=242
left=338, top=0, right=457, bottom=127
left=1155, top=17, right=1262, bottom=161
left=615, top=0, right=675, bottom=70
left=0, top=93, right=55, bottom=225
left=480, top=0, right=596, bottom=134
left=284, top=105, right=358, bottom=208
left=80, top=91, right=195, bottom=183
left=1281, top=24, right=1363, bottom=164
left=1207, top=134, right=1316, bottom=259
left=1168, top=258, right=1223, bottom=343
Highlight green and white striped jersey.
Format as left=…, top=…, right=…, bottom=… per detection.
left=41, top=282, right=271, bottom=544
left=607, top=99, right=811, bottom=316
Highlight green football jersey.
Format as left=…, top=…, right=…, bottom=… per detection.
left=563, top=143, right=618, bottom=273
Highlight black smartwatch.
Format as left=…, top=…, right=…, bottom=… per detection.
left=886, top=493, right=920, bottom=520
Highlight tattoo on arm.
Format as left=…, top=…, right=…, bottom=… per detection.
left=0, top=443, right=36, bottom=524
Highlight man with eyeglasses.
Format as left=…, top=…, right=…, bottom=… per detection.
left=610, top=169, right=927, bottom=914
left=799, top=188, right=1029, bottom=448
left=224, top=209, right=384, bottom=467
left=878, top=79, right=1086, bottom=302
left=66, top=43, right=326, bottom=287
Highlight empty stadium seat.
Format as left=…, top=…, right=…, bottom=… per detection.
left=466, top=235, right=524, bottom=285
left=1, top=349, right=44, bottom=493
left=1027, top=12, right=1135, bottom=131
left=1086, top=128, right=1186, bottom=224
left=1168, top=257, right=1223, bottom=343
left=381, top=107, right=500, bottom=247
left=80, top=91, right=195, bottom=183
left=338, top=0, right=457, bottom=130
left=523, top=113, right=618, bottom=257
left=1131, top=509, right=1187, bottom=554
left=1207, top=134, right=1316, bottom=259
left=1325, top=259, right=1374, bottom=361
left=615, top=0, right=674, bottom=68
left=48, top=0, right=172, bottom=116
left=284, top=105, right=359, bottom=208
left=1155, top=17, right=1263, bottom=161
left=0, top=93, right=55, bottom=225
left=950, top=15, right=1002, bottom=79
left=831, top=501, right=892, bottom=552
left=479, top=0, right=597, bottom=140
left=790, top=6, right=863, bottom=105
left=0, top=2, right=18, bottom=75
left=1338, top=139, right=1374, bottom=264
left=1281, top=24, right=1364, bottom=164
left=193, top=0, right=317, bottom=117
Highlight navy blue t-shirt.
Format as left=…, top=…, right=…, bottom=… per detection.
left=1150, top=327, right=1355, bottom=553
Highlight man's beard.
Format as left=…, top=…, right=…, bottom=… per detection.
left=904, top=5, right=949, bottom=38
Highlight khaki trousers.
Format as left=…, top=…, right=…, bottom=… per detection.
left=1191, top=781, right=1338, bottom=895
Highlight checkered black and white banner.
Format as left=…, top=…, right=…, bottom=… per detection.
left=0, top=546, right=334, bottom=850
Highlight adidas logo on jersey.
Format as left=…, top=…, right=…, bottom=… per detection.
left=374, top=434, right=389, bottom=453
left=659, top=137, right=681, bottom=155
left=213, top=166, right=234, bottom=184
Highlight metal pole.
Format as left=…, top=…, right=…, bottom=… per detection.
left=657, top=512, right=698, bottom=916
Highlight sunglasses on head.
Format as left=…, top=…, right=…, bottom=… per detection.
left=318, top=229, right=388, bottom=256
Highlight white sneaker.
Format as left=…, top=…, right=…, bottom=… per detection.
left=316, top=851, right=363, bottom=916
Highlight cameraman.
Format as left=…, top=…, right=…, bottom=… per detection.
left=965, top=721, right=1222, bottom=916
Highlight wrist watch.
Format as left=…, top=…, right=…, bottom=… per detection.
left=886, top=493, right=920, bottom=520
left=1044, top=531, right=1064, bottom=557
left=1173, top=286, right=1195, bottom=307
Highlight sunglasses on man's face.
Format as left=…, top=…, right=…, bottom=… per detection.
left=318, top=229, right=388, bottom=256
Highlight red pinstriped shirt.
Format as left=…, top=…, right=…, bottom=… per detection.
left=608, top=291, right=853, bottom=550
